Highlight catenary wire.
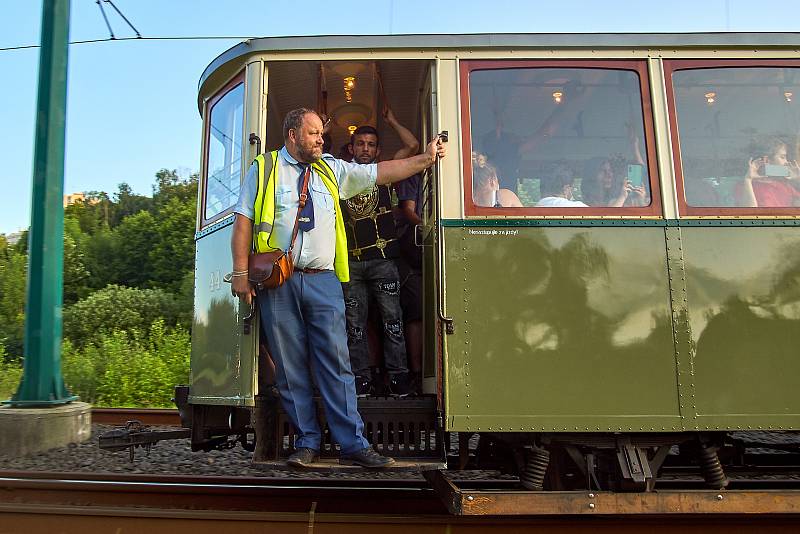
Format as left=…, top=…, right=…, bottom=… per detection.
left=0, top=35, right=257, bottom=53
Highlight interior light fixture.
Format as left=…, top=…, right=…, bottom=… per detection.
left=344, top=76, right=356, bottom=103
left=785, top=91, right=794, bottom=102
left=347, top=125, right=357, bottom=134
left=552, top=91, right=563, bottom=104
left=705, top=91, right=716, bottom=105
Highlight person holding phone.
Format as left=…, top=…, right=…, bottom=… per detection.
left=738, top=136, right=800, bottom=207
left=581, top=157, right=647, bottom=207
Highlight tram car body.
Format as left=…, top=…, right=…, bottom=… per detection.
left=182, top=33, right=800, bottom=490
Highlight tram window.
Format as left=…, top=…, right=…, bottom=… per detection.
left=671, top=66, right=800, bottom=210
left=203, top=82, right=244, bottom=222
left=464, top=63, right=656, bottom=213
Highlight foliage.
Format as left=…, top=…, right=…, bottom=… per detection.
left=148, top=197, right=196, bottom=293
left=153, top=169, right=198, bottom=211
left=108, top=210, right=158, bottom=287
left=3, top=167, right=199, bottom=406
left=63, top=284, right=183, bottom=347
left=93, top=321, right=190, bottom=407
left=0, top=241, right=27, bottom=359
left=112, top=182, right=154, bottom=226
left=0, top=344, right=23, bottom=401
left=61, top=321, right=190, bottom=407
left=63, top=233, right=90, bottom=305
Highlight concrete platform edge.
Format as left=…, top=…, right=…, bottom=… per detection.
left=0, top=402, right=92, bottom=458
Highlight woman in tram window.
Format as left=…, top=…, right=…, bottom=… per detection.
left=472, top=152, right=523, bottom=207
left=581, top=122, right=648, bottom=208
left=738, top=136, right=800, bottom=207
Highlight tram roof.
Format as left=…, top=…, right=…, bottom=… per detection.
left=198, top=32, right=800, bottom=102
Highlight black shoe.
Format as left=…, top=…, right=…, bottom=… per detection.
left=287, top=447, right=319, bottom=468
left=389, top=372, right=412, bottom=397
left=355, top=375, right=372, bottom=398
left=339, top=447, right=396, bottom=468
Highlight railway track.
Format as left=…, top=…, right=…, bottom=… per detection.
left=90, top=407, right=182, bottom=426
left=1, top=471, right=799, bottom=533
left=0, top=408, right=795, bottom=530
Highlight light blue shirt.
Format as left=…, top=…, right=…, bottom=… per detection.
left=234, top=147, right=377, bottom=270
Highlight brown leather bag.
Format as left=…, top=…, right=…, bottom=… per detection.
left=247, top=164, right=311, bottom=290
left=248, top=249, right=293, bottom=289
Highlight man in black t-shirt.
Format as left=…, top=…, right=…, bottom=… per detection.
left=341, top=109, right=419, bottom=397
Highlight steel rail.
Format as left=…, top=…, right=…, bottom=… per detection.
left=91, top=407, right=181, bottom=426
left=2, top=474, right=800, bottom=533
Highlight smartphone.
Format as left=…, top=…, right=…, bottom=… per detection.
left=764, top=163, right=790, bottom=177
left=627, top=164, right=644, bottom=188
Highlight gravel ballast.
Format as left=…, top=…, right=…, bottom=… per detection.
left=0, top=424, right=434, bottom=480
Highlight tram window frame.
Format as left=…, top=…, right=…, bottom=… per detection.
left=665, top=59, right=800, bottom=217
left=459, top=60, right=662, bottom=217
left=200, top=72, right=246, bottom=229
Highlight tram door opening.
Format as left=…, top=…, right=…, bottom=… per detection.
left=259, top=59, right=438, bottom=395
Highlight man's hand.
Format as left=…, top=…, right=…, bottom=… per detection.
left=231, top=275, right=256, bottom=306
left=382, top=105, right=397, bottom=125
left=425, top=135, right=447, bottom=163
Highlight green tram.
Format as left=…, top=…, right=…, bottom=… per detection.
left=183, top=33, right=800, bottom=494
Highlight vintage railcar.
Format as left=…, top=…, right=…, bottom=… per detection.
left=179, top=33, right=800, bottom=492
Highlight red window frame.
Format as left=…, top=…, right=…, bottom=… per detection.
left=460, top=60, right=662, bottom=217
left=200, top=72, right=245, bottom=229
left=664, top=59, right=800, bottom=217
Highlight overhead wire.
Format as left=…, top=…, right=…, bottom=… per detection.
left=0, top=35, right=257, bottom=53
left=102, top=0, right=141, bottom=38
left=2, top=0, right=251, bottom=53
left=95, top=0, right=116, bottom=39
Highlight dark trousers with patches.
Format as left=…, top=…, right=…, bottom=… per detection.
left=343, top=258, right=408, bottom=377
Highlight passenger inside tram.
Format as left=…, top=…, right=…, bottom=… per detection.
left=471, top=152, right=523, bottom=207
left=581, top=156, right=647, bottom=207
left=738, top=136, right=800, bottom=207
left=535, top=165, right=588, bottom=207
left=468, top=67, right=651, bottom=209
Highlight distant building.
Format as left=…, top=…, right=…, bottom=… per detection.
left=5, top=231, right=24, bottom=246
left=63, top=192, right=86, bottom=207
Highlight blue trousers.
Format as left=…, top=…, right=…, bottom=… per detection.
left=258, top=271, right=368, bottom=455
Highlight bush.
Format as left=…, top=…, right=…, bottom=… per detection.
left=62, top=320, right=190, bottom=408
left=63, top=284, right=182, bottom=347
left=0, top=345, right=23, bottom=401
left=62, top=339, right=104, bottom=404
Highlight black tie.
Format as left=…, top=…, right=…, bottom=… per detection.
left=297, top=164, right=314, bottom=232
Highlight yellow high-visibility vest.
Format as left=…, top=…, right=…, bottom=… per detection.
left=252, top=150, right=350, bottom=282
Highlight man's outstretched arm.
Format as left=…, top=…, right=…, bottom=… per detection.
left=377, top=136, right=445, bottom=185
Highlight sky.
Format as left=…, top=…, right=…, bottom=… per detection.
left=2, top=0, right=800, bottom=234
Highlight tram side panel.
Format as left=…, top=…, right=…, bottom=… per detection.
left=682, top=226, right=800, bottom=430
left=443, top=225, right=682, bottom=433
left=190, top=222, right=257, bottom=407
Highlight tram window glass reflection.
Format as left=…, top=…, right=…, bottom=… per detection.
left=204, top=82, right=244, bottom=221
left=468, top=67, right=651, bottom=209
left=672, top=67, right=800, bottom=208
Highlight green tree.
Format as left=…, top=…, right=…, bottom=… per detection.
left=82, top=227, right=117, bottom=290
left=110, top=210, right=158, bottom=287
left=64, top=191, right=112, bottom=235
left=152, top=169, right=198, bottom=210
left=0, top=343, right=24, bottom=400
left=63, top=284, right=182, bottom=347
left=149, top=197, right=196, bottom=293
left=63, top=233, right=90, bottom=305
left=112, top=182, right=153, bottom=226
left=0, top=242, right=27, bottom=358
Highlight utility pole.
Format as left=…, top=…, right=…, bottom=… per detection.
left=5, top=0, right=76, bottom=406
